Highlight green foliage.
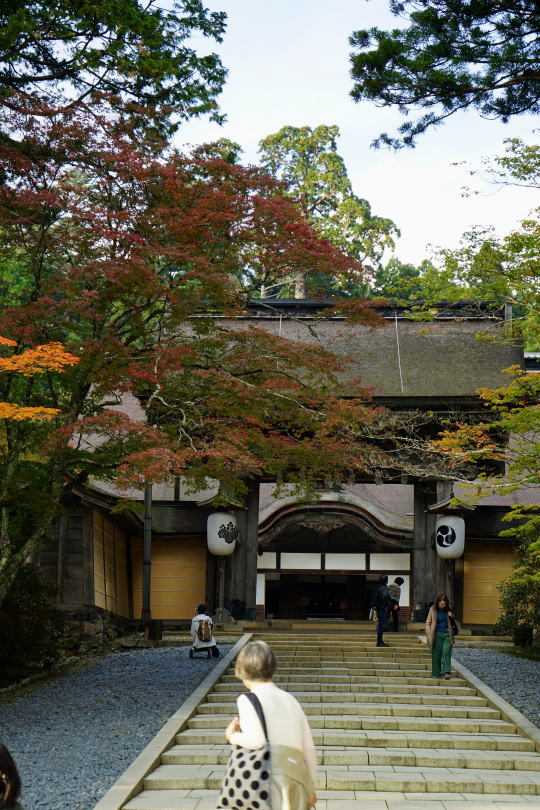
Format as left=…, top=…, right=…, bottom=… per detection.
left=383, top=139, right=540, bottom=349
left=258, top=124, right=399, bottom=295
left=371, top=257, right=434, bottom=299
left=0, top=0, right=227, bottom=138
left=445, top=369, right=540, bottom=537
left=0, top=564, right=64, bottom=687
left=493, top=524, right=540, bottom=637
left=349, top=1, right=540, bottom=148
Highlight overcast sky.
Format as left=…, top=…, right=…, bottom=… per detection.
left=179, top=0, right=538, bottom=265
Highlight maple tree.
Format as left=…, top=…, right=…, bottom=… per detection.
left=0, top=100, right=464, bottom=606
left=0, top=336, right=79, bottom=421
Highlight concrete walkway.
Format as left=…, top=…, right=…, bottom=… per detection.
left=98, top=632, right=540, bottom=810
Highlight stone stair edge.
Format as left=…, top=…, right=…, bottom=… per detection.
left=92, top=633, right=254, bottom=810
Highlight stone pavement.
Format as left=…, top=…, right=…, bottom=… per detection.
left=105, top=633, right=540, bottom=810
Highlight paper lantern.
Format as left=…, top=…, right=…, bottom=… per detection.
left=435, top=515, right=465, bottom=559
left=207, top=512, right=238, bottom=556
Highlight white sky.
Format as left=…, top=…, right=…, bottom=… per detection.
left=179, top=0, right=539, bottom=265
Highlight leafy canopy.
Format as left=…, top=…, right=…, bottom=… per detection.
left=349, top=1, right=540, bottom=148
left=258, top=124, right=399, bottom=295
left=0, top=0, right=227, bottom=137
left=382, top=139, right=540, bottom=348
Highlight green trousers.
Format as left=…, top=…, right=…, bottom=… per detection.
left=432, top=631, right=452, bottom=676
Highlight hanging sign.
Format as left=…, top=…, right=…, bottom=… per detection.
left=435, top=515, right=465, bottom=559
left=207, top=512, right=239, bottom=556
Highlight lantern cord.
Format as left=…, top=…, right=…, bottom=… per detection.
left=395, top=313, right=404, bottom=393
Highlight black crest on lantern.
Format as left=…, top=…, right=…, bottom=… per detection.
left=436, top=524, right=457, bottom=548
left=218, top=521, right=239, bottom=544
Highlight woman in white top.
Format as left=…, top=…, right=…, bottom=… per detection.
left=224, top=640, right=317, bottom=810
left=189, top=604, right=217, bottom=657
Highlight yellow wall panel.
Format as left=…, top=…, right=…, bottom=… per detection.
left=93, top=511, right=131, bottom=618
left=95, top=591, right=107, bottom=609
left=463, top=542, right=516, bottom=624
left=131, top=538, right=206, bottom=621
left=463, top=581, right=502, bottom=597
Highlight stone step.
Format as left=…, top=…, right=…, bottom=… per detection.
left=196, top=701, right=501, bottom=719
left=272, top=652, right=427, bottom=658
left=264, top=645, right=425, bottom=653
left=213, top=683, right=478, bottom=698
left=265, top=659, right=431, bottom=667
left=124, top=788, right=540, bottom=810
left=226, top=658, right=432, bottom=668
left=220, top=667, right=438, bottom=684
left=186, top=713, right=515, bottom=734
left=114, top=631, right=539, bottom=810
left=221, top=665, right=434, bottom=677
left=255, top=636, right=422, bottom=643
left=175, top=728, right=534, bottom=751
left=259, top=637, right=424, bottom=644
left=214, top=675, right=470, bottom=690
left=141, top=762, right=540, bottom=794
left=220, top=667, right=442, bottom=684
left=161, top=743, right=540, bottom=771
left=204, top=691, right=489, bottom=706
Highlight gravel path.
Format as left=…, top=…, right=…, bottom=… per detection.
left=453, top=647, right=540, bottom=728
left=1, top=645, right=233, bottom=810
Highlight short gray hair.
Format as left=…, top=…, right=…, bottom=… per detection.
left=235, top=640, right=276, bottom=681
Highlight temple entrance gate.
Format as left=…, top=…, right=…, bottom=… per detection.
left=255, top=497, right=413, bottom=621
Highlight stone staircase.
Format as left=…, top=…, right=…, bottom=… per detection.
left=122, top=633, right=540, bottom=809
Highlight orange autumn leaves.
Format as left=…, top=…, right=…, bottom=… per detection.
left=0, top=337, right=79, bottom=421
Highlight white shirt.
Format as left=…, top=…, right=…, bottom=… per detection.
left=229, top=681, right=317, bottom=785
left=190, top=613, right=216, bottom=648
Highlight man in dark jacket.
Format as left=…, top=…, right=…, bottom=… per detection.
left=372, top=574, right=391, bottom=647
left=388, top=576, right=405, bottom=632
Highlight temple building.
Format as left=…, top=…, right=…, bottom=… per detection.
left=37, top=301, right=537, bottom=630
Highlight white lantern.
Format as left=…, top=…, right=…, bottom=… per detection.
left=207, top=512, right=238, bottom=556
left=435, top=515, right=465, bottom=559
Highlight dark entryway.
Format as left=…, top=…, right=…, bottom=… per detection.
left=266, top=573, right=373, bottom=620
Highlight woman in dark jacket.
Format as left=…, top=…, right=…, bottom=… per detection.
left=425, top=594, right=455, bottom=679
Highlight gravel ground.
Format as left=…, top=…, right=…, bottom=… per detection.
left=453, top=647, right=540, bottom=728
left=1, top=645, right=233, bottom=810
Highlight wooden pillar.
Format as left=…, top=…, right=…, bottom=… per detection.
left=56, top=514, right=68, bottom=605
left=436, top=481, right=457, bottom=605
left=244, top=479, right=260, bottom=620
left=227, top=479, right=260, bottom=620
left=414, top=481, right=456, bottom=611
left=141, top=484, right=152, bottom=623
left=228, top=508, right=247, bottom=614
left=413, top=481, right=438, bottom=610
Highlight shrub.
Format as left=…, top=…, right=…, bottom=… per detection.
left=0, top=564, right=64, bottom=687
left=493, top=520, right=540, bottom=643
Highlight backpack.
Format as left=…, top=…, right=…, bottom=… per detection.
left=449, top=615, right=460, bottom=636
left=197, top=617, right=213, bottom=642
